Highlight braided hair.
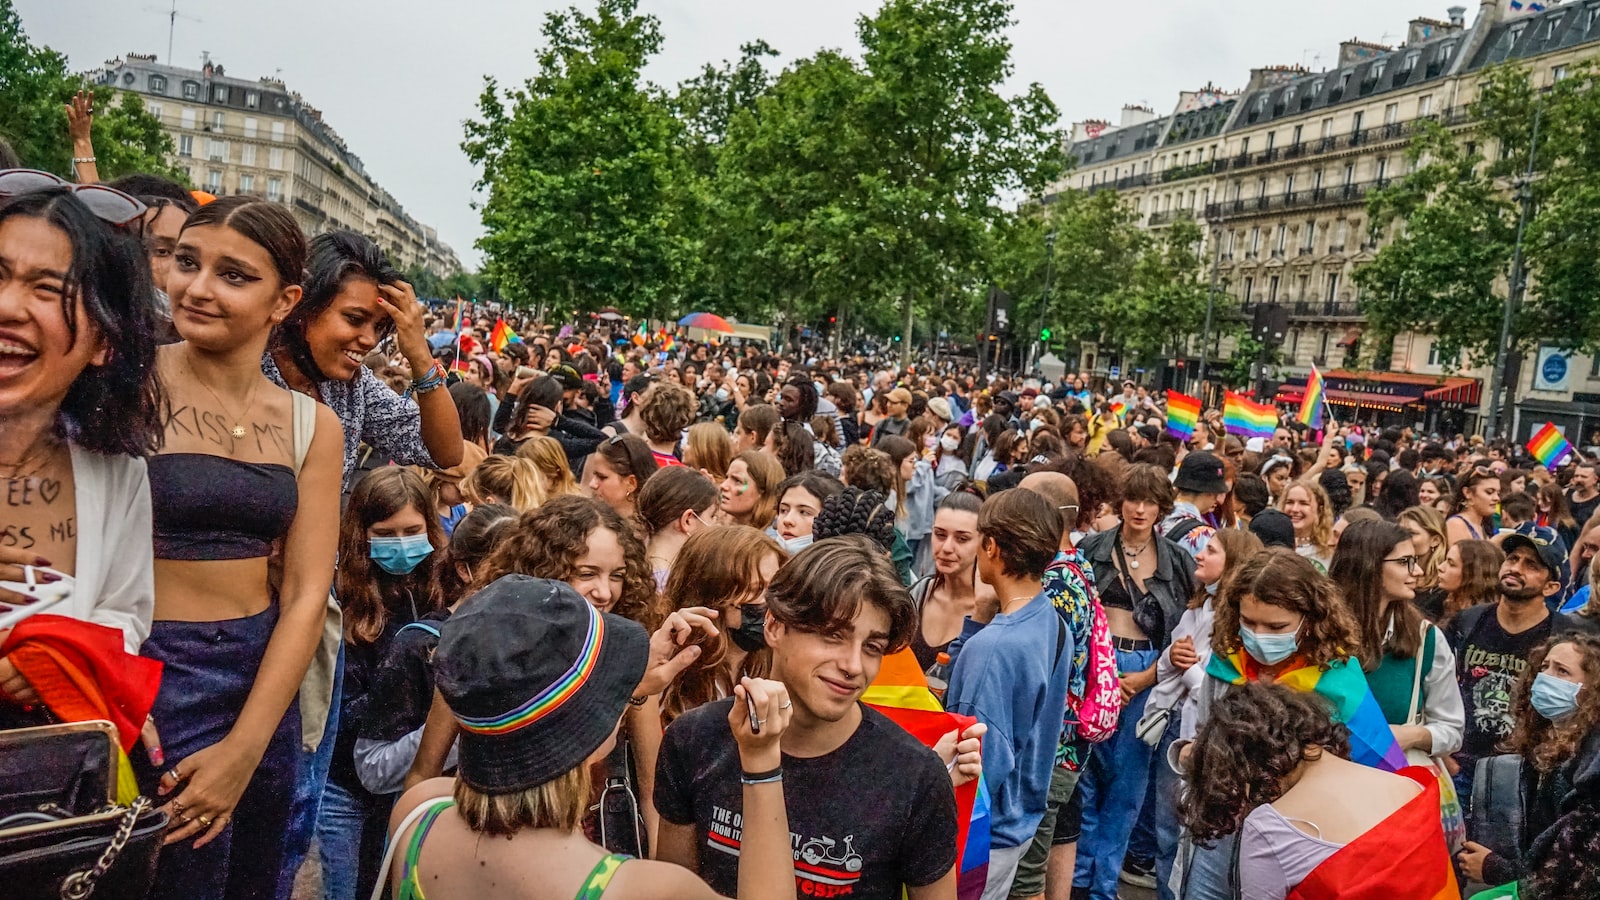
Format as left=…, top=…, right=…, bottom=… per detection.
left=812, top=486, right=896, bottom=553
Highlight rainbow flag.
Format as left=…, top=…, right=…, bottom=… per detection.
left=1298, top=364, right=1326, bottom=430
left=1207, top=650, right=1407, bottom=772
left=1109, top=400, right=1128, bottom=422
left=1165, top=391, right=1201, bottom=440
left=1223, top=391, right=1277, bottom=440
left=1286, top=767, right=1460, bottom=899
left=449, top=295, right=465, bottom=332
left=1527, top=422, right=1575, bottom=471
left=489, top=318, right=514, bottom=353
left=865, top=649, right=989, bottom=899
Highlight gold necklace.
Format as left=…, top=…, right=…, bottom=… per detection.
left=193, top=371, right=262, bottom=440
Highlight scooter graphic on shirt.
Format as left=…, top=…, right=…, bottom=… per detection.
left=799, top=835, right=863, bottom=873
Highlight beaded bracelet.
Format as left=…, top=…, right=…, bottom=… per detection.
left=406, top=362, right=446, bottom=399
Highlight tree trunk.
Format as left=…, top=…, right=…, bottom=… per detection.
left=900, top=288, right=915, bottom=368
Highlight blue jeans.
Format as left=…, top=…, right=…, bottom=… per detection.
left=1073, top=646, right=1160, bottom=900
left=1128, top=716, right=1183, bottom=900
left=1182, top=831, right=1237, bottom=900
left=276, top=643, right=345, bottom=899
left=316, top=778, right=393, bottom=900
left=135, top=606, right=301, bottom=900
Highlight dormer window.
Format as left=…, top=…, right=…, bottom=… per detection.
left=149, top=74, right=167, bottom=93
left=182, top=81, right=199, bottom=99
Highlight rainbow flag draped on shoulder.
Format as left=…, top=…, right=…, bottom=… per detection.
left=864, top=649, right=990, bottom=900
left=1204, top=650, right=1407, bottom=772
left=1223, top=391, right=1278, bottom=440
left=1287, top=767, right=1460, bottom=899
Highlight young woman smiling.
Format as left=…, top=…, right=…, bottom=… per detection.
left=0, top=180, right=163, bottom=663
left=143, top=196, right=344, bottom=900
left=264, top=230, right=461, bottom=481
left=1447, top=467, right=1501, bottom=546
left=1279, top=479, right=1335, bottom=572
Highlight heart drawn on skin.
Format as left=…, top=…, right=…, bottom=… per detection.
left=36, top=478, right=61, bottom=505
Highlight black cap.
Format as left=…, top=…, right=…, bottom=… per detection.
left=1175, top=451, right=1228, bottom=494
left=1502, top=523, right=1570, bottom=593
left=1249, top=508, right=1296, bottom=550
left=435, top=575, right=648, bottom=793
left=551, top=365, right=584, bottom=391
left=1136, top=424, right=1161, bottom=444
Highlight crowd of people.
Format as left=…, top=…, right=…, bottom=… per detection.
left=3, top=125, right=1600, bottom=900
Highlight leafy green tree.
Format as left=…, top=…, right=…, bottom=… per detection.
left=0, top=0, right=179, bottom=180
left=462, top=0, right=694, bottom=319
left=1360, top=62, right=1600, bottom=369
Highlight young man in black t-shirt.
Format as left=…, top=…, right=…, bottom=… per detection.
left=1445, top=525, right=1574, bottom=803
left=656, top=536, right=962, bottom=900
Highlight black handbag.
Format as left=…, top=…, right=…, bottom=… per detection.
left=1470, top=753, right=1525, bottom=862
left=593, top=732, right=647, bottom=858
left=0, top=721, right=168, bottom=899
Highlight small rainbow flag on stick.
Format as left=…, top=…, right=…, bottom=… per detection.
left=1527, top=422, right=1575, bottom=471
left=489, top=318, right=514, bottom=353
left=1223, top=391, right=1277, bottom=440
left=1165, top=391, right=1201, bottom=440
left=1298, top=364, right=1327, bottom=430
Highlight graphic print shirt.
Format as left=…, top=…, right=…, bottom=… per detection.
left=656, top=699, right=958, bottom=899
left=1447, top=604, right=1566, bottom=763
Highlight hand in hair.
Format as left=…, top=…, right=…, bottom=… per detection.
left=636, top=606, right=722, bottom=697
left=376, top=280, right=432, bottom=372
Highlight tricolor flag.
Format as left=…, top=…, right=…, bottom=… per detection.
left=1527, top=422, right=1575, bottom=471
left=1298, top=364, right=1326, bottom=430
left=1223, top=391, right=1277, bottom=440
left=864, top=649, right=990, bottom=899
left=1164, top=391, right=1201, bottom=441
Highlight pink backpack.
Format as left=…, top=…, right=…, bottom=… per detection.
left=1075, top=597, right=1123, bottom=743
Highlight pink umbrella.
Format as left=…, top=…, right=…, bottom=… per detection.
left=678, top=312, right=735, bottom=333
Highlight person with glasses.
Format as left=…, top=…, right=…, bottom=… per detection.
left=1329, top=520, right=1465, bottom=765
left=0, top=177, right=164, bottom=678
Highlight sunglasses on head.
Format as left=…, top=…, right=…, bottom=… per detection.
left=0, top=169, right=147, bottom=230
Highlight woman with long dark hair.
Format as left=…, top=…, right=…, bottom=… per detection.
left=639, top=466, right=720, bottom=590
left=1328, top=519, right=1464, bottom=767
left=1447, top=467, right=1501, bottom=546
left=264, top=230, right=461, bottom=479
left=0, top=178, right=163, bottom=660
left=142, top=196, right=344, bottom=900
left=588, top=434, right=660, bottom=522
left=908, top=491, right=985, bottom=670
left=319, top=467, right=445, bottom=900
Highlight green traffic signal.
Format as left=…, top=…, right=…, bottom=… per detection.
left=1040, top=327, right=1052, bottom=341
left=893, top=335, right=902, bottom=342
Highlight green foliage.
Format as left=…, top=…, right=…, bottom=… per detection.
left=462, top=0, right=695, bottom=318
left=1360, top=62, right=1600, bottom=366
left=0, top=0, right=180, bottom=180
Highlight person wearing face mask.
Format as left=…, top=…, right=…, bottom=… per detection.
left=773, top=472, right=845, bottom=557
left=351, top=504, right=517, bottom=799
left=658, top=526, right=785, bottom=726
left=933, top=425, right=971, bottom=490
left=1458, top=634, right=1600, bottom=898
left=1177, top=548, right=1395, bottom=900
left=315, top=468, right=446, bottom=900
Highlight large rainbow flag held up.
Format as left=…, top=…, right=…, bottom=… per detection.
left=1527, top=422, right=1575, bottom=471
left=1206, top=650, right=1407, bottom=773
left=864, top=649, right=990, bottom=900
left=1165, top=391, right=1201, bottom=440
left=1297, top=364, right=1327, bottom=430
left=1223, top=391, right=1278, bottom=440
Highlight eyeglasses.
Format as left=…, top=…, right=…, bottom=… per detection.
left=1383, top=555, right=1421, bottom=572
left=0, top=169, right=147, bottom=230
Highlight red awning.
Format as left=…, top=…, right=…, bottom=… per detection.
left=1275, top=388, right=1305, bottom=404
left=1325, top=388, right=1417, bottom=411
left=1422, top=378, right=1482, bottom=406
left=1336, top=327, right=1364, bottom=348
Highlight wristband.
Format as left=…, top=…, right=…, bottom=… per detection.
left=406, top=362, right=446, bottom=399
left=73, top=156, right=96, bottom=164
left=740, top=765, right=782, bottom=783
left=627, top=694, right=648, bottom=707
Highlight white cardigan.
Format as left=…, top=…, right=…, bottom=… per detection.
left=59, top=444, right=154, bottom=653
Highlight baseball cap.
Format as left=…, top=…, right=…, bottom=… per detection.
left=1502, top=523, right=1570, bottom=592
left=1175, top=451, right=1228, bottom=494
left=434, top=575, right=649, bottom=793
left=550, top=365, right=584, bottom=391
left=887, top=388, right=913, bottom=405
left=1249, top=508, right=1296, bottom=550
left=1136, top=424, right=1161, bottom=444
left=927, top=397, right=953, bottom=422
left=1032, top=395, right=1052, bottom=411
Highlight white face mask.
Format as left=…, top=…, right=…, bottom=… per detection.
left=940, top=435, right=960, bottom=452
left=781, top=533, right=814, bottom=555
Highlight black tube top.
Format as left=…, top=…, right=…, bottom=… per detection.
left=148, top=453, right=298, bottom=560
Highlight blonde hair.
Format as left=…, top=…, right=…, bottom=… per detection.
left=1279, top=478, right=1334, bottom=557
left=684, top=422, right=734, bottom=481
left=453, top=764, right=591, bottom=836
left=1398, top=505, right=1449, bottom=589
left=462, top=455, right=546, bottom=511
left=516, top=436, right=579, bottom=497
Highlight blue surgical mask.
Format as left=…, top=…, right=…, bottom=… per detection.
left=370, top=534, right=434, bottom=575
left=781, top=533, right=814, bottom=555
left=1531, top=673, right=1583, bottom=721
left=1240, top=622, right=1301, bottom=665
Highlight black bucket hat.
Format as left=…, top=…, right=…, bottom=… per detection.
left=435, top=575, right=649, bottom=793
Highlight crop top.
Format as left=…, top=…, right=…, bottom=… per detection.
left=148, top=454, right=298, bottom=560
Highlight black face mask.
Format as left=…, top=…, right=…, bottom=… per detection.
left=730, top=604, right=768, bottom=653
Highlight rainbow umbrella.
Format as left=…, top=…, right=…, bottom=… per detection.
left=678, top=312, right=735, bottom=333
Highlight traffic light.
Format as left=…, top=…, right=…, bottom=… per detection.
left=892, top=334, right=902, bottom=343
left=1040, top=327, right=1053, bottom=341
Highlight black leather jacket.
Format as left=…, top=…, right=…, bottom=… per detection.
left=1077, top=528, right=1195, bottom=649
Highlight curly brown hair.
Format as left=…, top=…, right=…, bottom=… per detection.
left=1179, top=681, right=1351, bottom=844
left=1211, top=547, right=1361, bottom=669
left=1507, top=633, right=1600, bottom=774
left=640, top=381, right=697, bottom=445
left=659, top=526, right=782, bottom=725
left=475, top=494, right=661, bottom=628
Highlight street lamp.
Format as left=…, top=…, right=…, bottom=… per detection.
left=1030, top=229, right=1058, bottom=373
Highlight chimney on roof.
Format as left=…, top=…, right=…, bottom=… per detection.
left=1448, top=6, right=1467, bottom=26
left=1071, top=119, right=1111, bottom=142
left=1120, top=104, right=1156, bottom=128
left=1337, top=39, right=1392, bottom=67
left=1408, top=16, right=1463, bottom=43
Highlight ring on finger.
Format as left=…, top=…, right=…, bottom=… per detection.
left=779, top=701, right=792, bottom=710
left=198, top=815, right=213, bottom=827
left=166, top=767, right=183, bottom=782
left=170, top=800, right=186, bottom=815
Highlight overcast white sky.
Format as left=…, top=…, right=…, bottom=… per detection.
left=21, top=1, right=1459, bottom=268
